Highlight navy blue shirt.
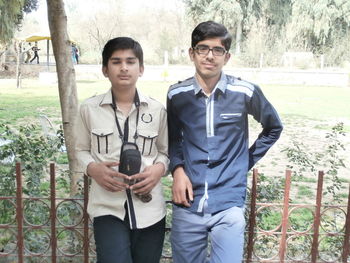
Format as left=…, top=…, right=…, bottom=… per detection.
left=167, top=73, right=283, bottom=214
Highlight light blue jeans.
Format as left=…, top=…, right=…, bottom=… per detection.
left=171, top=204, right=245, bottom=263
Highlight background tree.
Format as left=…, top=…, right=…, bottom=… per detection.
left=0, top=0, right=38, bottom=43
left=46, top=0, right=80, bottom=195
left=290, top=0, right=350, bottom=56
left=0, top=0, right=38, bottom=75
left=183, top=0, right=266, bottom=55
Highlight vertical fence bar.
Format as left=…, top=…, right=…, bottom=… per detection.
left=311, top=171, right=324, bottom=262
left=278, top=170, right=292, bottom=262
left=246, top=168, right=258, bottom=262
left=50, top=163, right=57, bottom=263
left=83, top=175, right=89, bottom=263
left=342, top=183, right=350, bottom=262
left=15, top=162, right=24, bottom=263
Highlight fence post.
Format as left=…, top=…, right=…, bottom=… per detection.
left=311, top=171, right=324, bottom=262
left=279, top=170, right=292, bottom=262
left=342, top=183, right=350, bottom=262
left=15, top=162, right=24, bottom=263
left=50, top=163, right=57, bottom=263
left=246, top=169, right=258, bottom=262
left=83, top=175, right=89, bottom=263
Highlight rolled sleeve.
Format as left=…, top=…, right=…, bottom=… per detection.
left=75, top=104, right=95, bottom=175
left=154, top=107, right=169, bottom=175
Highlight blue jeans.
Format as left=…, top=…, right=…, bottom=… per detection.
left=171, top=205, right=245, bottom=263
left=93, top=215, right=165, bottom=263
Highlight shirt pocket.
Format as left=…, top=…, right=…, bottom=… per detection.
left=91, top=128, right=115, bottom=155
left=137, top=129, right=158, bottom=156
left=220, top=113, right=242, bottom=123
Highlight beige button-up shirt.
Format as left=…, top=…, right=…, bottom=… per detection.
left=76, top=89, right=168, bottom=228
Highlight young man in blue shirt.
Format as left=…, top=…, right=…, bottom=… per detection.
left=167, top=21, right=283, bottom=263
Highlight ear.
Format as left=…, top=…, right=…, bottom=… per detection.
left=224, top=52, right=231, bottom=65
left=139, top=65, right=144, bottom=77
left=188, top=47, right=195, bottom=62
left=102, top=66, right=108, bottom=77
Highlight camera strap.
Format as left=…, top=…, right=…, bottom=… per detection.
left=110, top=89, right=140, bottom=229
left=111, top=89, right=140, bottom=143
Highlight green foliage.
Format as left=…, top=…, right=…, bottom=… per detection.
left=289, top=207, right=314, bottom=232
left=256, top=206, right=282, bottom=231
left=183, top=0, right=350, bottom=66
left=161, top=175, right=172, bottom=201
left=0, top=122, right=64, bottom=197
left=291, top=0, right=350, bottom=54
left=0, top=122, right=80, bottom=259
left=22, top=0, right=38, bottom=13
left=256, top=173, right=285, bottom=202
left=283, top=122, right=347, bottom=203
left=0, top=0, right=38, bottom=43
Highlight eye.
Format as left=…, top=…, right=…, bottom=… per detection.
left=197, top=45, right=209, bottom=52
left=213, top=47, right=226, bottom=55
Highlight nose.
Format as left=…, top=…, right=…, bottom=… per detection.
left=206, top=49, right=214, bottom=60
left=121, top=61, right=128, bottom=71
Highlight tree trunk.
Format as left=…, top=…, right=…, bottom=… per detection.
left=16, top=41, right=22, bottom=89
left=46, top=0, right=80, bottom=196
left=235, top=21, right=242, bottom=56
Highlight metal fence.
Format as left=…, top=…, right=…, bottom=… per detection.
left=245, top=170, right=350, bottom=262
left=0, top=163, right=349, bottom=262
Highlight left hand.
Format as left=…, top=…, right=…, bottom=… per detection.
left=129, top=163, right=165, bottom=195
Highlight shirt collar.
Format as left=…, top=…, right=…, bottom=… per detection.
left=194, top=72, right=227, bottom=95
left=99, top=88, right=148, bottom=107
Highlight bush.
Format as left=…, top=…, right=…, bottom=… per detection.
left=0, top=122, right=64, bottom=197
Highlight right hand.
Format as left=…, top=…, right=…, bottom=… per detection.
left=87, top=161, right=129, bottom=192
left=172, top=166, right=193, bottom=207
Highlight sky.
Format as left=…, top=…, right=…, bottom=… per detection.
left=19, top=0, right=183, bottom=38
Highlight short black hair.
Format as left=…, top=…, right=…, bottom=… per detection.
left=191, top=21, right=232, bottom=51
left=102, top=37, right=143, bottom=67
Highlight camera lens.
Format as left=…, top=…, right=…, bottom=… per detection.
left=136, top=193, right=152, bottom=203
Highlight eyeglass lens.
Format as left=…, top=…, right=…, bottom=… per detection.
left=195, top=45, right=226, bottom=56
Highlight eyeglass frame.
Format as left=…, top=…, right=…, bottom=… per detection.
left=193, top=44, right=228, bottom=56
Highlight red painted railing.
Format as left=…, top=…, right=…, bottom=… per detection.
left=0, top=163, right=349, bottom=262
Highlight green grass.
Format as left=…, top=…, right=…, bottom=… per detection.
left=261, top=84, right=350, bottom=121
left=0, top=79, right=173, bottom=126
left=297, top=185, right=314, bottom=198
left=1, top=79, right=350, bottom=126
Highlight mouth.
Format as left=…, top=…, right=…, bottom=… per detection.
left=118, top=75, right=130, bottom=80
left=202, top=63, right=215, bottom=69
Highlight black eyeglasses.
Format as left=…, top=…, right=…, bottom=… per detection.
left=194, top=45, right=227, bottom=56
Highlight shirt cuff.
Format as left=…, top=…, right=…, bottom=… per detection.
left=77, top=152, right=95, bottom=176
left=154, top=154, right=169, bottom=176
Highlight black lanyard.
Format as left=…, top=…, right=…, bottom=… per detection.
left=111, top=90, right=140, bottom=143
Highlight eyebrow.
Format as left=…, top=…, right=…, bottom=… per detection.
left=197, top=45, right=225, bottom=49
left=109, top=57, right=137, bottom=61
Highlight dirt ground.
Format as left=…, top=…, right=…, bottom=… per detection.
left=250, top=116, right=350, bottom=204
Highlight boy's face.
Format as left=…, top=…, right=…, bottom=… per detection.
left=102, top=49, right=144, bottom=90
left=189, top=37, right=230, bottom=81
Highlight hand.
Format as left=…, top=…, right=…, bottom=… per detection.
left=172, top=166, right=193, bottom=207
left=87, top=161, right=129, bottom=192
left=129, top=163, right=165, bottom=195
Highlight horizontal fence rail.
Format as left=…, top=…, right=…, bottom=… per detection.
left=0, top=163, right=349, bottom=262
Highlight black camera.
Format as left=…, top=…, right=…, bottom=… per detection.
left=119, top=142, right=152, bottom=203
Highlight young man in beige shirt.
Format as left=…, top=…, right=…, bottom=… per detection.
left=75, top=37, right=168, bottom=263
